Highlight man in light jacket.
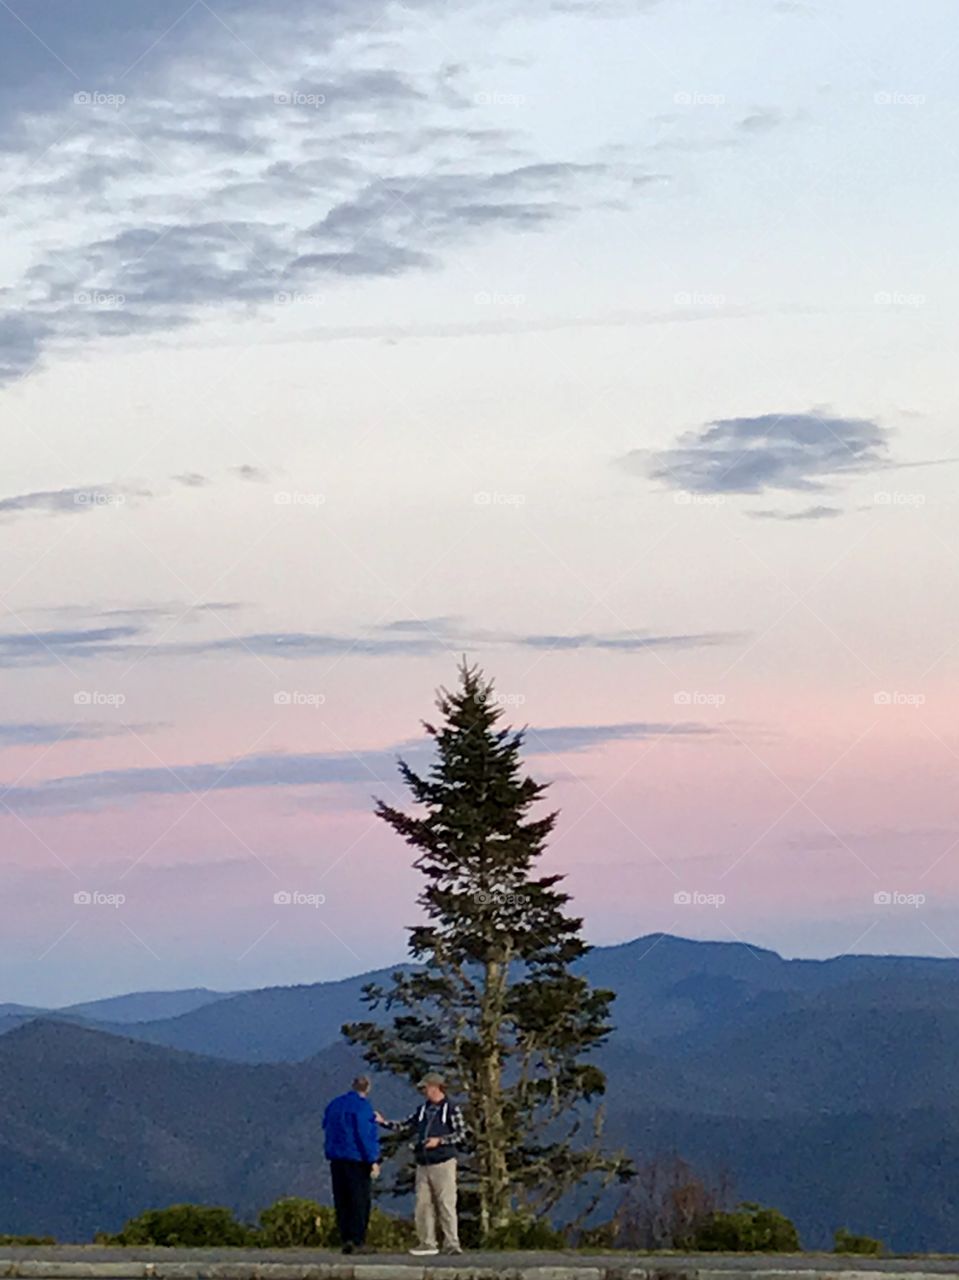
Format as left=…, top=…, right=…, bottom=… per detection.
left=377, top=1072, right=467, bottom=1256
left=323, top=1075, right=382, bottom=1253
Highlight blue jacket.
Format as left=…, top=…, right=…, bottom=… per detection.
left=323, top=1090, right=381, bottom=1164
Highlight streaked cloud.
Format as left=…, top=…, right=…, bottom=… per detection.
left=748, top=505, right=844, bottom=522
left=0, top=483, right=150, bottom=519
left=0, top=720, right=719, bottom=814
left=513, top=630, right=739, bottom=652
left=523, top=721, right=715, bottom=753
left=0, top=615, right=740, bottom=668
left=0, top=626, right=141, bottom=668
left=0, top=468, right=274, bottom=523
left=0, top=721, right=147, bottom=748
left=0, top=0, right=646, bottom=387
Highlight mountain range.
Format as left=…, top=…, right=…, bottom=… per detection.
left=1, top=934, right=955, bottom=1251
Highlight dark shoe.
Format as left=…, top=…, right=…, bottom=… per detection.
left=341, top=1243, right=354, bottom=1254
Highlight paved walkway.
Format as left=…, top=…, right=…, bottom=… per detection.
left=0, top=1248, right=956, bottom=1280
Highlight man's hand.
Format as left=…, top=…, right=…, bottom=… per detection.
left=371, top=1163, right=381, bottom=1179
left=374, top=1111, right=387, bottom=1125
left=424, top=1137, right=442, bottom=1150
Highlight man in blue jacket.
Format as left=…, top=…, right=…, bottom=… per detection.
left=323, top=1075, right=382, bottom=1253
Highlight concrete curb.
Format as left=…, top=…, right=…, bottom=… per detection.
left=0, top=1264, right=957, bottom=1280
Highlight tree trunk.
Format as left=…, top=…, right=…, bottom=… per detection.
left=479, top=956, right=511, bottom=1239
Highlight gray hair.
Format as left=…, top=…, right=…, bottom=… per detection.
left=352, top=1075, right=371, bottom=1094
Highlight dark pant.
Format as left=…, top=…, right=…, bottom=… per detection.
left=330, top=1158, right=372, bottom=1246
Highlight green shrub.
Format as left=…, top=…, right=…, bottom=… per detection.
left=98, top=1204, right=255, bottom=1247
left=256, top=1199, right=412, bottom=1251
left=694, top=1201, right=801, bottom=1252
left=258, top=1199, right=331, bottom=1248
left=576, top=1220, right=617, bottom=1249
left=365, top=1207, right=417, bottom=1250
left=482, top=1211, right=568, bottom=1250
left=0, top=1235, right=56, bottom=1246
left=834, top=1227, right=884, bottom=1256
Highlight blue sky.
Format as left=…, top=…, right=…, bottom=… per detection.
left=2, top=0, right=959, bottom=1004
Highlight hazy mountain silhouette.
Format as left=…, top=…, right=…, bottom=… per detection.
left=1, top=935, right=956, bottom=1250
left=60, top=987, right=229, bottom=1024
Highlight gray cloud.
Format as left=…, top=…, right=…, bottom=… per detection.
left=738, top=108, right=785, bottom=133
left=513, top=629, right=738, bottom=652
left=96, top=601, right=246, bottom=623
left=174, top=630, right=446, bottom=659
left=379, top=616, right=458, bottom=633
left=0, top=720, right=716, bottom=814
left=626, top=412, right=891, bottom=495
left=0, top=626, right=141, bottom=668
left=288, top=68, right=426, bottom=108
left=0, top=623, right=443, bottom=668
left=305, top=166, right=603, bottom=256
left=749, top=504, right=844, bottom=522
left=0, top=721, right=145, bottom=748
left=0, top=466, right=273, bottom=521
left=0, top=0, right=646, bottom=386
left=0, top=614, right=740, bottom=668
left=0, top=483, right=149, bottom=519
left=0, top=314, right=48, bottom=385
left=651, top=104, right=787, bottom=157
left=523, top=721, right=715, bottom=753
left=230, top=465, right=270, bottom=483
left=292, top=243, right=434, bottom=278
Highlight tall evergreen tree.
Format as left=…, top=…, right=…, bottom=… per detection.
left=344, top=663, right=631, bottom=1239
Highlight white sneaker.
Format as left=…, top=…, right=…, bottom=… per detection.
left=409, top=1247, right=439, bottom=1256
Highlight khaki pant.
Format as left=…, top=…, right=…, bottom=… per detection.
left=414, top=1159, right=459, bottom=1249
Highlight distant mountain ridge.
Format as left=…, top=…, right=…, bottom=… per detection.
left=0, top=986, right=227, bottom=1031
left=2, top=934, right=956, bottom=1250
left=60, top=987, right=229, bottom=1024
left=12, top=932, right=959, bottom=1064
